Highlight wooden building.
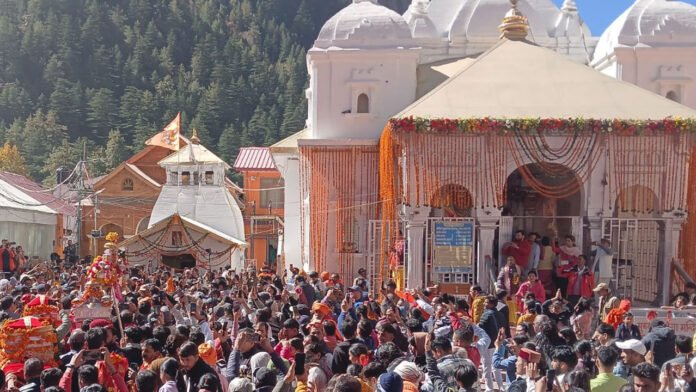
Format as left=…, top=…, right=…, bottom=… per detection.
left=233, top=147, right=284, bottom=270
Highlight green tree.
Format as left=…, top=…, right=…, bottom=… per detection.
left=86, top=88, right=118, bottom=144
left=218, top=123, right=241, bottom=164
left=104, top=129, right=129, bottom=171
left=42, top=139, right=78, bottom=186
left=21, top=110, right=68, bottom=179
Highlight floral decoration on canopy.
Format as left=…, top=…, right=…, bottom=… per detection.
left=389, top=116, right=696, bottom=135
left=0, top=316, right=58, bottom=372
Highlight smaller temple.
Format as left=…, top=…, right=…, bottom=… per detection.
left=119, top=131, right=247, bottom=271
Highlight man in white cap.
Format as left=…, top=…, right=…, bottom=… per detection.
left=615, top=339, right=647, bottom=382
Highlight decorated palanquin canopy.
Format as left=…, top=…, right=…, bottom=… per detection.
left=0, top=316, right=58, bottom=374
left=23, top=295, right=59, bottom=327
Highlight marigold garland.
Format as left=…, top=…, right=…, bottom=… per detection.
left=23, top=304, right=60, bottom=327
left=389, top=116, right=696, bottom=135
left=299, top=145, right=379, bottom=278
left=681, top=145, right=696, bottom=279
left=0, top=319, right=58, bottom=369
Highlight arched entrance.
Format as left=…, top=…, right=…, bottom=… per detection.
left=430, top=184, right=474, bottom=217
left=504, top=163, right=582, bottom=240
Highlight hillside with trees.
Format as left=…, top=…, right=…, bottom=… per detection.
left=0, top=0, right=410, bottom=183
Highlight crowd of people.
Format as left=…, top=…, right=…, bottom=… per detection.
left=0, top=230, right=691, bottom=392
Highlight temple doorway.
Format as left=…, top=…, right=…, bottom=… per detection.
left=503, top=163, right=582, bottom=244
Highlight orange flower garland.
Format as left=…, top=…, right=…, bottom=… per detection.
left=300, top=144, right=379, bottom=276
left=681, top=145, right=696, bottom=278
left=23, top=304, right=60, bottom=327
left=0, top=319, right=58, bottom=369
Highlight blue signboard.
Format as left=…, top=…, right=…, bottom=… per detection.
left=433, top=221, right=474, bottom=273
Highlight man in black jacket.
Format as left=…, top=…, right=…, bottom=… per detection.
left=178, top=341, right=221, bottom=392
left=479, top=295, right=503, bottom=392
left=642, top=320, right=676, bottom=368
left=331, top=317, right=361, bottom=374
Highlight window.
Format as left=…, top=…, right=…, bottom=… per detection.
left=357, top=93, right=370, bottom=113
left=181, top=171, right=190, bottom=185
left=260, top=177, right=284, bottom=209
left=666, top=91, right=680, bottom=103
left=205, top=171, right=214, bottom=185
left=122, top=178, right=134, bottom=191
left=170, top=172, right=179, bottom=185
left=192, top=172, right=199, bottom=185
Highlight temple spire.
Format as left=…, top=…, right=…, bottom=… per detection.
left=498, top=0, right=529, bottom=41
left=191, top=128, right=200, bottom=145
left=561, top=0, right=578, bottom=13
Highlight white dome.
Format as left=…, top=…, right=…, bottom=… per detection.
left=449, top=0, right=562, bottom=41
left=314, top=0, right=413, bottom=49
left=594, top=0, right=696, bottom=61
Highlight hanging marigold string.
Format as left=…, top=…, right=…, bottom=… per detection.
left=300, top=144, right=379, bottom=277
left=505, top=134, right=603, bottom=199
left=608, top=135, right=690, bottom=214
left=379, top=124, right=401, bottom=292
left=681, top=144, right=696, bottom=278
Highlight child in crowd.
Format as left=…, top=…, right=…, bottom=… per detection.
left=615, top=312, right=641, bottom=341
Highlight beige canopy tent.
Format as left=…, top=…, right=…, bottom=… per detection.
left=399, top=39, right=696, bottom=120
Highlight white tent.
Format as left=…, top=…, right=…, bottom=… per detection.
left=0, top=178, right=56, bottom=259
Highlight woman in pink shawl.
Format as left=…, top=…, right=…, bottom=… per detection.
left=553, top=235, right=581, bottom=297
left=515, top=269, right=546, bottom=311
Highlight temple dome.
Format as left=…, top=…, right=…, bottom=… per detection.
left=449, top=0, right=562, bottom=41
left=314, top=0, right=413, bottom=49
left=594, top=0, right=696, bottom=61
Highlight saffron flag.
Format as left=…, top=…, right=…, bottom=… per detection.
left=145, top=113, right=181, bottom=151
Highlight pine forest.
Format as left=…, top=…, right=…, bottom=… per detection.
left=0, top=0, right=410, bottom=184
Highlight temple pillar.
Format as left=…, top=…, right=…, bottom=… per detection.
left=476, top=208, right=502, bottom=292
left=661, top=218, right=674, bottom=305
left=403, top=205, right=431, bottom=289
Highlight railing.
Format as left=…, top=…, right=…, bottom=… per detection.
left=671, top=258, right=695, bottom=299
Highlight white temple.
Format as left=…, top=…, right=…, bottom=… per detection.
left=269, top=0, right=696, bottom=304
left=121, top=133, right=246, bottom=271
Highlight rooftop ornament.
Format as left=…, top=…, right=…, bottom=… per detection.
left=499, top=0, right=530, bottom=40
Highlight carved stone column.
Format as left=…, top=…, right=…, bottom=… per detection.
left=402, top=205, right=431, bottom=289
left=476, top=208, right=502, bottom=292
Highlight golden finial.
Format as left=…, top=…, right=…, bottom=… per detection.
left=191, top=128, right=200, bottom=145
left=499, top=0, right=529, bottom=40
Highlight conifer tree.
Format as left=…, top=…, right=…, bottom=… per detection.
left=105, top=129, right=129, bottom=171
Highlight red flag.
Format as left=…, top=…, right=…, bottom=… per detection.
left=145, top=113, right=181, bottom=151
